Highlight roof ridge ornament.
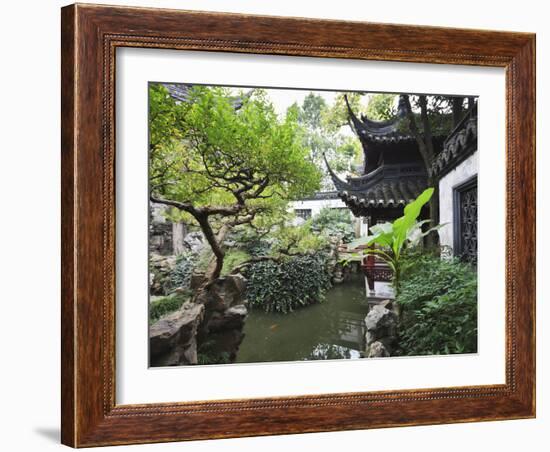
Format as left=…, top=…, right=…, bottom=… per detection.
left=344, top=94, right=407, bottom=136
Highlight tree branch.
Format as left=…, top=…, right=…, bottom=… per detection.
left=418, top=95, right=435, bottom=159
left=150, top=195, right=197, bottom=215
left=402, top=95, right=434, bottom=170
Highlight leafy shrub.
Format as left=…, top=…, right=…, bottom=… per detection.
left=227, top=227, right=274, bottom=256
left=149, top=291, right=190, bottom=324
left=195, top=248, right=213, bottom=273
left=244, top=254, right=332, bottom=313
left=397, top=251, right=477, bottom=356
left=311, top=207, right=355, bottom=243
left=196, top=339, right=231, bottom=365
left=241, top=238, right=273, bottom=257
left=221, top=249, right=251, bottom=275
left=311, top=207, right=351, bottom=229
left=194, top=248, right=252, bottom=276
left=272, top=222, right=330, bottom=254
left=169, top=251, right=198, bottom=290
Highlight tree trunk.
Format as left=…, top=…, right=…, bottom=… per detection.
left=403, top=96, right=434, bottom=170
left=203, top=224, right=230, bottom=283
left=452, top=97, right=464, bottom=127
left=418, top=96, right=434, bottom=158
left=468, top=96, right=475, bottom=113
left=426, top=180, right=440, bottom=250
left=192, top=223, right=231, bottom=308
left=403, top=95, right=439, bottom=235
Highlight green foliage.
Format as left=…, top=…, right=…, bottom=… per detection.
left=197, top=339, right=231, bottom=365
left=311, top=207, right=355, bottom=243
left=396, top=94, right=462, bottom=136
left=195, top=248, right=214, bottom=273
left=321, top=92, right=365, bottom=132
left=311, top=207, right=351, bottom=229
left=338, top=136, right=363, bottom=173
left=291, top=92, right=363, bottom=188
left=373, top=187, right=435, bottom=263
left=240, top=237, right=272, bottom=257
left=221, top=249, right=251, bottom=275
left=194, top=247, right=251, bottom=276
left=271, top=221, right=330, bottom=255
left=297, top=92, right=327, bottom=128
left=397, top=252, right=478, bottom=356
left=149, top=83, right=321, bottom=227
left=244, top=254, right=332, bottom=314
left=149, top=291, right=190, bottom=324
left=345, top=188, right=442, bottom=294
left=365, top=93, right=397, bottom=120
left=340, top=188, right=446, bottom=301
left=169, top=251, right=198, bottom=289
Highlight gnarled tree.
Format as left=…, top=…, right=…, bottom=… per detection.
left=149, top=84, right=321, bottom=291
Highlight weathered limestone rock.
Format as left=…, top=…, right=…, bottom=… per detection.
left=199, top=275, right=248, bottom=332
left=194, top=274, right=249, bottom=364
left=197, top=274, right=246, bottom=312
left=182, top=231, right=205, bottom=253
left=149, top=222, right=173, bottom=255
left=216, top=274, right=247, bottom=307
left=201, top=304, right=248, bottom=363
left=367, top=341, right=391, bottom=358
left=332, top=263, right=345, bottom=284
left=364, top=302, right=398, bottom=358
left=150, top=272, right=249, bottom=366
left=149, top=253, right=177, bottom=295
left=190, top=272, right=206, bottom=290
left=207, top=305, right=248, bottom=332
left=149, top=302, right=204, bottom=366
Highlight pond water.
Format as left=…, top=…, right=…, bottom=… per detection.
left=236, top=274, right=369, bottom=363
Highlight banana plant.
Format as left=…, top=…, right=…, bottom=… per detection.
left=344, top=188, right=445, bottom=296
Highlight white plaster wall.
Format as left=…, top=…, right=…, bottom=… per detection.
left=289, top=197, right=348, bottom=217
left=438, top=152, right=478, bottom=250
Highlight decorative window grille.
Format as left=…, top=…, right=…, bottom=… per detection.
left=294, top=209, right=312, bottom=220
left=453, top=175, right=478, bottom=265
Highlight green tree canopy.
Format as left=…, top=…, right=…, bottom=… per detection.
left=149, top=84, right=321, bottom=283
left=321, top=92, right=365, bottom=132
left=290, top=92, right=363, bottom=187
left=365, top=93, right=397, bottom=120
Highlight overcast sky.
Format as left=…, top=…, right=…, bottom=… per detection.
left=226, top=86, right=342, bottom=117
left=264, top=88, right=339, bottom=117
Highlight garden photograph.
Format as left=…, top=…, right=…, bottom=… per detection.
left=147, top=83, right=479, bottom=366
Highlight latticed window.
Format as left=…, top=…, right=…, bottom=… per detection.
left=453, top=176, right=478, bottom=265
left=294, top=209, right=312, bottom=220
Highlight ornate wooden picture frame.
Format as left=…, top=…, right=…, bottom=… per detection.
left=61, top=3, right=535, bottom=447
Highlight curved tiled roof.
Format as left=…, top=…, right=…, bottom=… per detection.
left=324, top=154, right=428, bottom=215
left=345, top=95, right=451, bottom=147
left=429, top=115, right=477, bottom=178
left=339, top=176, right=428, bottom=210
left=345, top=95, right=409, bottom=141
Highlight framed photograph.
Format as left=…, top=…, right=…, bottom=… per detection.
left=61, top=3, right=536, bottom=447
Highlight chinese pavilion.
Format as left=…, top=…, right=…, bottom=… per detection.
left=325, top=95, right=447, bottom=226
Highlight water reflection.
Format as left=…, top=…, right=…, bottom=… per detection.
left=236, top=274, right=368, bottom=363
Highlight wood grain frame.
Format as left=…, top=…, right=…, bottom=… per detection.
left=61, top=3, right=536, bottom=447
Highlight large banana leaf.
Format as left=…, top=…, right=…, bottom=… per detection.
left=408, top=222, right=447, bottom=247
left=390, top=188, right=434, bottom=259
left=368, top=222, right=394, bottom=248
